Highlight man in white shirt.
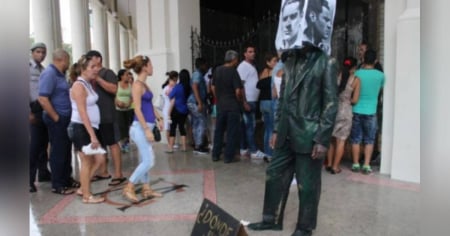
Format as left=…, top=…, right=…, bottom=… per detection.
left=237, top=45, right=265, bottom=159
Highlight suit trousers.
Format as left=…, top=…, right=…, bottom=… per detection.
left=262, top=138, right=323, bottom=231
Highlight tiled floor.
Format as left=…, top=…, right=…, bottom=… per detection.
left=30, top=143, right=420, bottom=236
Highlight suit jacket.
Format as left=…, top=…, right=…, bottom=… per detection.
left=274, top=47, right=338, bottom=153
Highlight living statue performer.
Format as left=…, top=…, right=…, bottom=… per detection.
left=248, top=0, right=337, bottom=235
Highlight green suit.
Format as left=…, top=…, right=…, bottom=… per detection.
left=260, top=46, right=338, bottom=233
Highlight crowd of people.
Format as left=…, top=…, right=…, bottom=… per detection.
left=29, top=41, right=384, bottom=206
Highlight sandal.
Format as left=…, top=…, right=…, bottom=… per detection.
left=52, top=187, right=75, bottom=195
left=91, top=175, right=112, bottom=182
left=330, top=168, right=342, bottom=174
left=123, top=185, right=139, bottom=203
left=67, top=179, right=81, bottom=188
left=108, top=177, right=127, bottom=186
left=82, top=195, right=105, bottom=204
left=325, top=166, right=332, bottom=172
left=76, top=188, right=83, bottom=196
left=142, top=184, right=163, bottom=198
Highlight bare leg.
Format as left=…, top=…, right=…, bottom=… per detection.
left=326, top=139, right=335, bottom=169
left=79, top=152, right=93, bottom=199
left=97, top=154, right=110, bottom=177
left=91, top=154, right=105, bottom=178
left=109, top=143, right=123, bottom=178
left=352, top=144, right=360, bottom=165
left=180, top=135, right=187, bottom=151
left=168, top=136, right=175, bottom=152
left=332, top=139, right=346, bottom=172
left=166, top=131, right=170, bottom=144
left=363, top=144, right=374, bottom=166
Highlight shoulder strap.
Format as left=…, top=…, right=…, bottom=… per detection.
left=75, top=79, right=94, bottom=94
left=136, top=80, right=150, bottom=91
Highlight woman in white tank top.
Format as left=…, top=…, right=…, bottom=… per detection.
left=68, top=54, right=106, bottom=204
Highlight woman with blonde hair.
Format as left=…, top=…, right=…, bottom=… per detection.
left=122, top=55, right=163, bottom=202
left=68, top=54, right=106, bottom=203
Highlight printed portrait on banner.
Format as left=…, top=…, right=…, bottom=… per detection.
left=275, top=0, right=336, bottom=55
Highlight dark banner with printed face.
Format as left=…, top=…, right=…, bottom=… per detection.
left=191, top=198, right=248, bottom=236
left=275, top=0, right=336, bottom=55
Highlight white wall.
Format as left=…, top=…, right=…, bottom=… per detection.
left=382, top=0, right=420, bottom=183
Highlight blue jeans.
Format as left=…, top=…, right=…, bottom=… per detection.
left=187, top=103, right=207, bottom=147
left=129, top=121, right=156, bottom=184
left=240, top=101, right=257, bottom=153
left=350, top=113, right=378, bottom=144
left=212, top=110, right=241, bottom=162
left=260, top=100, right=274, bottom=157
left=43, top=114, right=72, bottom=190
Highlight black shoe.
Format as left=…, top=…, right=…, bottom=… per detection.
left=212, top=156, right=220, bottom=162
left=30, top=184, right=37, bottom=193
left=224, top=158, right=239, bottom=164
left=291, top=229, right=312, bottom=236
left=193, top=147, right=209, bottom=155
left=247, top=221, right=282, bottom=231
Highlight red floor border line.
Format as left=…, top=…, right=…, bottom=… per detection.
left=39, top=169, right=216, bottom=225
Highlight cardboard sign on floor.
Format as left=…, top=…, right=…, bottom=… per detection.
left=191, top=198, right=248, bottom=236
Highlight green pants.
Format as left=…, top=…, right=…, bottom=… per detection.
left=262, top=139, right=323, bottom=231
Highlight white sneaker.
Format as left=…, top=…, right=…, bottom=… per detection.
left=173, top=144, right=179, bottom=149
left=250, top=150, right=265, bottom=159
left=240, top=149, right=248, bottom=156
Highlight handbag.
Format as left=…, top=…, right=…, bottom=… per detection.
left=152, top=126, right=161, bottom=142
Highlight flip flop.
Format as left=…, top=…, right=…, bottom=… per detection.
left=108, top=177, right=127, bottom=186
left=52, top=187, right=75, bottom=195
left=91, top=175, right=112, bottom=182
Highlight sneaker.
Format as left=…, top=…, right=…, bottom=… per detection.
left=173, top=144, right=179, bottom=149
left=351, top=163, right=361, bottom=172
left=251, top=150, right=265, bottom=159
left=240, top=149, right=248, bottom=156
left=362, top=165, right=372, bottom=175
left=193, top=147, right=209, bottom=155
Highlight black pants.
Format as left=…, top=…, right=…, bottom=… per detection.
left=262, top=139, right=323, bottom=231
left=169, top=109, right=188, bottom=137
left=43, top=114, right=73, bottom=190
left=29, top=111, right=50, bottom=185
left=212, top=110, right=241, bottom=162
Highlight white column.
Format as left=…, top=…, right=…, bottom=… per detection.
left=119, top=25, right=129, bottom=67
left=135, top=0, right=152, bottom=52
left=70, top=0, right=90, bottom=61
left=390, top=1, right=420, bottom=183
left=176, top=0, right=200, bottom=71
left=107, top=11, right=120, bottom=73
left=128, top=30, right=135, bottom=57
left=382, top=0, right=420, bottom=183
left=90, top=0, right=109, bottom=67
left=380, top=0, right=406, bottom=176
left=31, top=0, right=63, bottom=66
